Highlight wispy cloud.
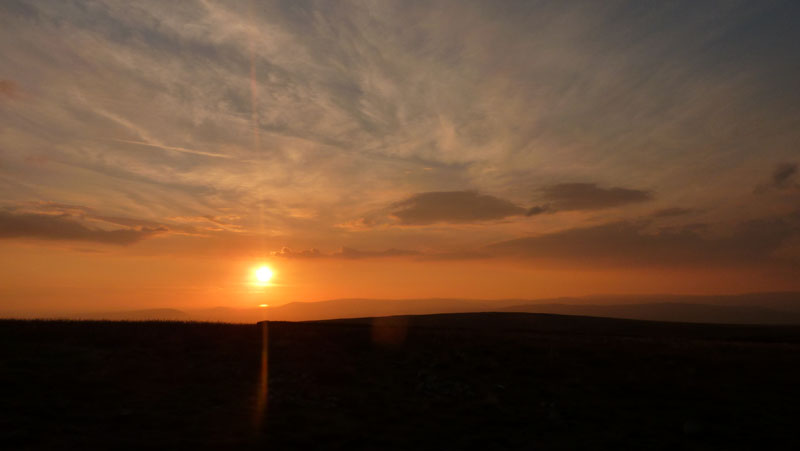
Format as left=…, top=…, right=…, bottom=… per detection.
left=771, top=162, right=798, bottom=190
left=651, top=207, right=695, bottom=218
left=0, top=210, right=166, bottom=245
left=111, top=139, right=234, bottom=160
left=754, top=162, right=800, bottom=195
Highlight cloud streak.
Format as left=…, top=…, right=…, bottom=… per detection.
left=270, top=246, right=420, bottom=260
left=488, top=213, right=800, bottom=269
left=527, top=183, right=652, bottom=215
left=754, top=162, right=799, bottom=194
left=111, top=139, right=235, bottom=160
left=0, top=210, right=166, bottom=245
left=772, top=162, right=798, bottom=189
left=390, top=191, right=527, bottom=225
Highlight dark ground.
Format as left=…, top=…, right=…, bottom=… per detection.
left=2, top=313, right=800, bottom=449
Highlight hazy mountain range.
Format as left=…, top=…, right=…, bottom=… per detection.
left=6, top=292, right=800, bottom=325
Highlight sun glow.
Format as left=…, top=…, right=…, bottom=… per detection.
left=254, top=265, right=274, bottom=284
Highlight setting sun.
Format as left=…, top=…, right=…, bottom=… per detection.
left=254, top=266, right=274, bottom=284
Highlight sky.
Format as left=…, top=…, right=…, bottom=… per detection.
left=1, top=0, right=799, bottom=313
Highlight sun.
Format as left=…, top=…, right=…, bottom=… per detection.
left=254, top=265, right=273, bottom=284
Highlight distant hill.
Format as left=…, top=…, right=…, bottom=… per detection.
left=76, top=308, right=191, bottom=321
left=500, top=302, right=800, bottom=324
left=185, top=299, right=499, bottom=323
left=5, top=292, right=799, bottom=324
left=261, top=298, right=499, bottom=322
left=578, top=292, right=800, bottom=312
left=253, top=292, right=800, bottom=324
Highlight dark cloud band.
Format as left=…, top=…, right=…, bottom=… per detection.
left=390, top=191, right=527, bottom=225
left=534, top=183, right=652, bottom=212
left=0, top=210, right=165, bottom=245
left=488, top=213, right=800, bottom=268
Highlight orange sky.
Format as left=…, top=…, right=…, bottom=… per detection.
left=1, top=238, right=796, bottom=313
left=1, top=1, right=799, bottom=315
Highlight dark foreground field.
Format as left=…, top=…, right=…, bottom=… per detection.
left=2, top=313, right=800, bottom=449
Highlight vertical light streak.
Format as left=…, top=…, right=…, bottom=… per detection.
left=254, top=320, right=269, bottom=430
left=249, top=0, right=269, bottom=435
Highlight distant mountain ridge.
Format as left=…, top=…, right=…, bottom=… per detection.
left=255, top=292, right=800, bottom=324
left=3, top=292, right=800, bottom=325
left=75, top=308, right=191, bottom=321
left=500, top=302, right=800, bottom=325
